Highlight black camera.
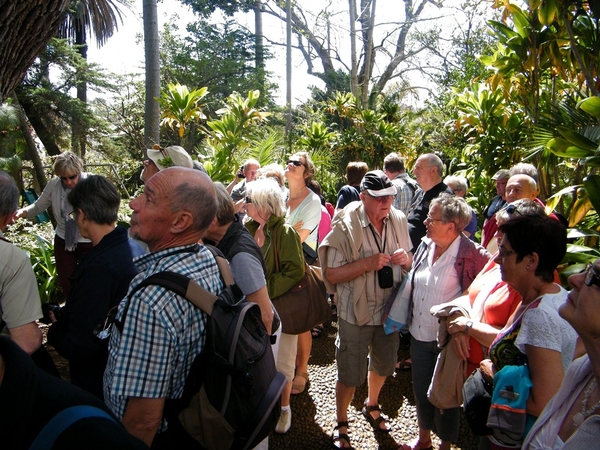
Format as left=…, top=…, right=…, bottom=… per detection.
left=377, top=266, right=394, bottom=289
left=41, top=302, right=62, bottom=324
left=237, top=169, right=245, bottom=179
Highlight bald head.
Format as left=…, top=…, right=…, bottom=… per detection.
left=413, top=153, right=444, bottom=191
left=505, top=174, right=537, bottom=203
left=130, top=167, right=217, bottom=251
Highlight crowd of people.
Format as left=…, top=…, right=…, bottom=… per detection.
left=0, top=147, right=598, bottom=450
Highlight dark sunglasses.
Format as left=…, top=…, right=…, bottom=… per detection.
left=287, top=160, right=303, bottom=167
left=245, top=196, right=252, bottom=203
left=60, top=174, right=78, bottom=181
left=584, top=263, right=600, bottom=288
left=502, top=204, right=522, bottom=216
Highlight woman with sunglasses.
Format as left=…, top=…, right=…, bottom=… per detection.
left=284, top=152, right=322, bottom=397
left=522, top=260, right=600, bottom=449
left=447, top=200, right=546, bottom=377
left=401, top=193, right=490, bottom=450
left=479, top=215, right=576, bottom=449
left=17, top=152, right=92, bottom=297
left=245, top=178, right=305, bottom=435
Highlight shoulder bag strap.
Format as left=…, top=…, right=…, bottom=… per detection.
left=29, top=406, right=117, bottom=450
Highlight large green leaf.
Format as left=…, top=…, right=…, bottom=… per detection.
left=584, top=175, right=600, bottom=214
left=556, top=126, right=599, bottom=152
left=578, top=97, right=600, bottom=118
left=547, top=138, right=595, bottom=158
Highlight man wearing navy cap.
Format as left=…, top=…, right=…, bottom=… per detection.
left=318, top=170, right=413, bottom=449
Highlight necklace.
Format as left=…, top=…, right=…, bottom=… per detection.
left=573, top=377, right=600, bottom=427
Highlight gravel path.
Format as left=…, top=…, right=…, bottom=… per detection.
left=268, top=318, right=478, bottom=450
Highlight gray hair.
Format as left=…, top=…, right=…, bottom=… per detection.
left=247, top=178, right=286, bottom=218
left=444, top=175, right=468, bottom=193
left=53, top=151, right=84, bottom=177
left=68, top=175, right=120, bottom=225
left=423, top=153, right=445, bottom=177
left=168, top=171, right=217, bottom=232
left=495, top=199, right=545, bottom=225
left=431, top=193, right=472, bottom=232
left=0, top=171, right=19, bottom=217
left=256, top=163, right=285, bottom=188
left=213, top=182, right=235, bottom=226
left=509, top=163, right=538, bottom=183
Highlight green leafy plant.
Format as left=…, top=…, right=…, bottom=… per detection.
left=28, top=234, right=62, bottom=304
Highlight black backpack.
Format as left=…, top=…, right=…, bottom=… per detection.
left=118, top=247, right=286, bottom=450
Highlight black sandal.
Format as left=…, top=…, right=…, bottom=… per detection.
left=332, top=421, right=354, bottom=449
left=362, top=403, right=391, bottom=433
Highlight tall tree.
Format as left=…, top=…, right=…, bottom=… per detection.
left=0, top=0, right=70, bottom=103
left=144, top=0, right=161, bottom=148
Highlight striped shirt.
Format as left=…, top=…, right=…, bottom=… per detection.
left=103, top=244, right=223, bottom=429
left=328, top=206, right=412, bottom=326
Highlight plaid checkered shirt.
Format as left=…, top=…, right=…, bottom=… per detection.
left=103, top=244, right=223, bottom=430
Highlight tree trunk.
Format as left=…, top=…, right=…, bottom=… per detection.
left=349, top=0, right=359, bottom=97
left=11, top=92, right=48, bottom=191
left=255, top=0, right=264, bottom=72
left=0, top=0, right=70, bottom=103
left=143, top=0, right=161, bottom=150
left=72, top=21, right=88, bottom=159
left=16, top=89, right=62, bottom=157
left=285, top=0, right=292, bottom=135
left=360, top=0, right=376, bottom=108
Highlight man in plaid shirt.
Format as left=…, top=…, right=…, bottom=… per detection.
left=104, top=167, right=222, bottom=448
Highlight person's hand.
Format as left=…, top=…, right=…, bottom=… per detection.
left=293, top=220, right=304, bottom=232
left=479, top=359, right=495, bottom=384
left=451, top=331, right=470, bottom=360
left=390, top=248, right=409, bottom=266
left=367, top=253, right=391, bottom=271
left=448, top=315, right=469, bottom=334
left=48, top=310, right=57, bottom=324
left=16, top=208, right=27, bottom=219
left=233, top=198, right=245, bottom=214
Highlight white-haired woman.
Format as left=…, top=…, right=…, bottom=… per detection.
left=245, top=178, right=305, bottom=434
left=401, top=193, right=490, bottom=450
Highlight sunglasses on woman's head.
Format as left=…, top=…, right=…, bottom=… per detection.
left=287, top=160, right=302, bottom=167
left=502, top=204, right=522, bottom=216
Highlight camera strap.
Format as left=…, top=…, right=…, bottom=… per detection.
left=368, top=223, right=387, bottom=254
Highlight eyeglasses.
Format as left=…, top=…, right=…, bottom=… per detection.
left=497, top=246, right=516, bottom=258
left=60, top=174, right=78, bottom=181
left=287, top=160, right=303, bottom=167
left=584, top=263, right=600, bottom=288
left=245, top=196, right=252, bottom=204
left=68, top=210, right=78, bottom=220
left=426, top=215, right=444, bottom=223
left=502, top=204, right=522, bottom=216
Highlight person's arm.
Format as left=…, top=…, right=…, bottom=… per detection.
left=226, top=171, right=244, bottom=194
left=17, top=177, right=56, bottom=218
left=9, top=322, right=42, bottom=354
left=267, top=227, right=305, bottom=298
left=246, top=286, right=274, bottom=334
left=448, top=314, right=501, bottom=348
left=525, top=345, right=564, bottom=417
left=121, top=397, right=165, bottom=447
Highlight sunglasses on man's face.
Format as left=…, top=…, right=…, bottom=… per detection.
left=287, top=160, right=303, bottom=167
left=584, top=263, right=600, bottom=289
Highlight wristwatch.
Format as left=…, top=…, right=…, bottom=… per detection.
left=465, top=320, right=473, bottom=334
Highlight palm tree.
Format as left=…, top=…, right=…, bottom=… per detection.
left=58, top=0, right=128, bottom=158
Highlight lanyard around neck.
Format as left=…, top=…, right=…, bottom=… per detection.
left=368, top=223, right=386, bottom=254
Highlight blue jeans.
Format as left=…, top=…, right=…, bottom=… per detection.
left=410, top=336, right=460, bottom=442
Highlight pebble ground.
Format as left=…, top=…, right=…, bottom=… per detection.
left=269, top=317, right=478, bottom=450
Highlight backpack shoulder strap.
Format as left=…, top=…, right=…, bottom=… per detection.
left=29, top=406, right=117, bottom=450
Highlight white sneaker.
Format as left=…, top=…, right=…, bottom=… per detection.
left=275, top=409, right=291, bottom=434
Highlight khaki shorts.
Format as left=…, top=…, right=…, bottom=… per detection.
left=335, top=318, right=399, bottom=387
